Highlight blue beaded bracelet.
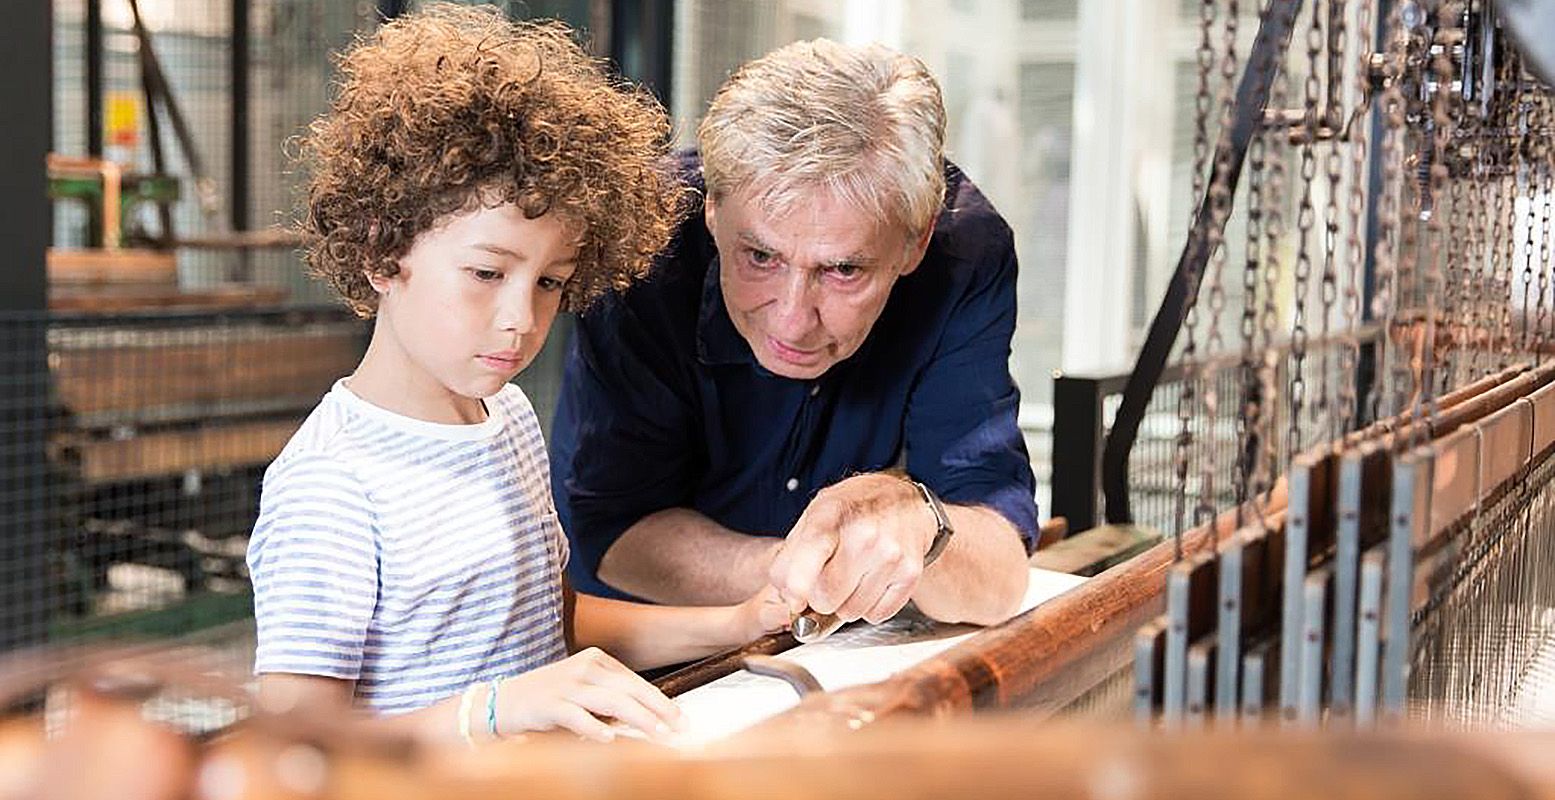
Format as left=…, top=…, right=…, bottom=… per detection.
left=487, top=678, right=501, bottom=738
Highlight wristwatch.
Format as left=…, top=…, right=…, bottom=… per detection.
left=908, top=478, right=955, bottom=567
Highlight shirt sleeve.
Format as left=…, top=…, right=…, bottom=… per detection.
left=904, top=234, right=1040, bottom=553
left=549, top=301, right=698, bottom=596
left=247, top=451, right=380, bottom=679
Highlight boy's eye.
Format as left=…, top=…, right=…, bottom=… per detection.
left=470, top=268, right=502, bottom=282
left=538, top=276, right=568, bottom=292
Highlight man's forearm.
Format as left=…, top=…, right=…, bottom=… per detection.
left=910, top=505, right=1029, bottom=626
left=599, top=508, right=780, bottom=604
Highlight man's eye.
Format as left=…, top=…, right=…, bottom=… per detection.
left=827, top=263, right=861, bottom=280
left=748, top=249, right=775, bottom=267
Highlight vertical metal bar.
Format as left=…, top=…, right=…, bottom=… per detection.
left=87, top=0, right=103, bottom=160
left=230, top=0, right=251, bottom=280
left=1134, top=616, right=1168, bottom=726
left=1052, top=375, right=1105, bottom=531
left=611, top=0, right=673, bottom=105
left=1186, top=637, right=1217, bottom=728
left=377, top=0, right=407, bottom=21
left=0, top=0, right=52, bottom=653
left=1355, top=546, right=1386, bottom=726
left=0, top=8, right=49, bottom=311
left=1383, top=448, right=1429, bottom=721
left=1330, top=448, right=1366, bottom=719
left=1215, top=530, right=1248, bottom=719
left=1242, top=636, right=1279, bottom=721
left=1298, top=567, right=1331, bottom=726
left=1279, top=456, right=1316, bottom=722
left=1164, top=553, right=1218, bottom=729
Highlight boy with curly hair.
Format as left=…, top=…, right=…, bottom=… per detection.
left=247, top=4, right=783, bottom=745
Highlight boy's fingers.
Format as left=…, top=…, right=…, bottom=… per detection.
left=583, top=664, right=684, bottom=729
left=549, top=703, right=617, bottom=743
left=568, top=686, right=673, bottom=741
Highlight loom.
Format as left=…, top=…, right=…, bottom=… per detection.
left=2, top=0, right=1555, bottom=795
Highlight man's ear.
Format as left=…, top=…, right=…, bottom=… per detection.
left=898, top=224, right=934, bottom=277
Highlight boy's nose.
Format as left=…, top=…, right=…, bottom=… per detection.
left=498, top=289, right=537, bottom=334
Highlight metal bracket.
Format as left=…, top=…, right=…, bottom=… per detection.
left=741, top=655, right=824, bottom=698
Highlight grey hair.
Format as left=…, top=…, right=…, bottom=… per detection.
left=697, top=38, right=947, bottom=238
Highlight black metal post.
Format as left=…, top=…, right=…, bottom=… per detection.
left=377, top=0, right=407, bottom=22
left=611, top=0, right=673, bottom=105
left=86, top=0, right=103, bottom=160
left=0, top=0, right=54, bottom=652
left=1051, top=374, right=1108, bottom=532
left=1100, top=0, right=1304, bottom=525
left=231, top=0, right=252, bottom=280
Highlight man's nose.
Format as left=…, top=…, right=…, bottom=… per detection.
left=770, top=270, right=820, bottom=337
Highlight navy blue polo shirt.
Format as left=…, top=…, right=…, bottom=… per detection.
left=549, top=152, right=1037, bottom=599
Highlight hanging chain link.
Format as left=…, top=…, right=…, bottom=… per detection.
left=1368, top=0, right=1407, bottom=430
left=1257, top=14, right=1291, bottom=507
left=1239, top=7, right=1269, bottom=524
left=1318, top=0, right=1348, bottom=441
left=1173, top=0, right=1222, bottom=557
left=1287, top=0, right=1323, bottom=458
left=1199, top=0, right=1240, bottom=540
left=1340, top=0, right=1371, bottom=434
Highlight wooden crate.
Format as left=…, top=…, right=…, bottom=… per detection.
left=52, top=327, right=361, bottom=419
left=54, top=418, right=302, bottom=484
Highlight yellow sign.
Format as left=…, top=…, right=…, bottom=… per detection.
left=106, top=91, right=140, bottom=148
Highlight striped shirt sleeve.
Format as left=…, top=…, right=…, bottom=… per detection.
left=248, top=450, right=380, bottom=680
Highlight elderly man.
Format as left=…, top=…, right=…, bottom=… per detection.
left=550, top=38, right=1035, bottom=629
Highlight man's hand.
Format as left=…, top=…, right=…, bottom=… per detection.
left=767, top=473, right=938, bottom=625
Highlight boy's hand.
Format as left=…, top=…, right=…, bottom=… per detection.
left=496, top=647, right=683, bottom=742
left=735, top=584, right=792, bottom=642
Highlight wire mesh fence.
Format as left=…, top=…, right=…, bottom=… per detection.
left=4, top=1, right=588, bottom=704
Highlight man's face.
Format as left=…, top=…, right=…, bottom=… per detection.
left=707, top=184, right=929, bottom=380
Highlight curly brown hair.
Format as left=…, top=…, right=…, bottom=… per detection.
left=300, top=3, right=683, bottom=316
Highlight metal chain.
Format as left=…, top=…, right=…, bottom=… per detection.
left=1239, top=23, right=1269, bottom=523
left=1396, top=5, right=1428, bottom=441
left=1199, top=0, right=1239, bottom=539
left=1259, top=24, right=1291, bottom=504
left=1368, top=0, right=1407, bottom=427
left=1340, top=0, right=1372, bottom=434
left=1288, top=0, right=1322, bottom=458
left=1173, top=0, right=1221, bottom=557
left=1319, top=0, right=1348, bottom=440
left=1536, top=152, right=1548, bottom=361
left=1465, top=102, right=1491, bottom=380
left=1520, top=84, right=1538, bottom=354
left=1523, top=92, right=1542, bottom=357
left=1418, top=2, right=1459, bottom=428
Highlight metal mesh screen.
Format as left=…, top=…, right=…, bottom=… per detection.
left=12, top=1, right=586, bottom=706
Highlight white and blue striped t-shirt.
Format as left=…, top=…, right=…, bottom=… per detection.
left=247, top=379, right=569, bottom=714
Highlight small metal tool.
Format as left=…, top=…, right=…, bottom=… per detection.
left=791, top=609, right=847, bottom=643
left=740, top=655, right=823, bottom=698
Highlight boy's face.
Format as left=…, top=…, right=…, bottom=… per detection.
left=369, top=202, right=579, bottom=408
